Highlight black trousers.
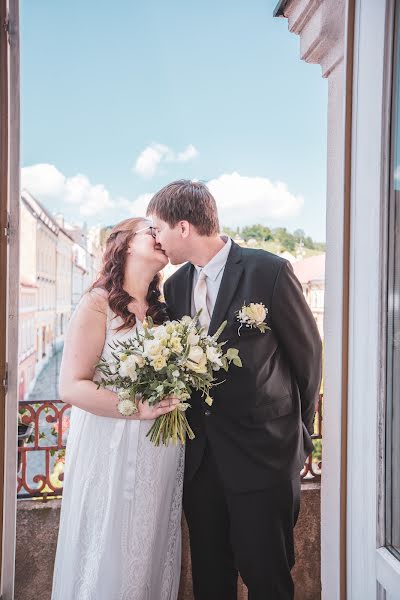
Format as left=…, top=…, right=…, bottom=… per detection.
left=183, top=442, right=301, bottom=600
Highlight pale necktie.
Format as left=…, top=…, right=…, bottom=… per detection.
left=194, top=270, right=211, bottom=331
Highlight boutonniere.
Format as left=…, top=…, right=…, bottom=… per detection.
left=236, top=302, right=271, bottom=336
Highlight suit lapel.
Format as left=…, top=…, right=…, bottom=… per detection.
left=208, top=241, right=244, bottom=336
left=182, top=262, right=194, bottom=318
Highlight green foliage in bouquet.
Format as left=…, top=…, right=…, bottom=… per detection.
left=95, top=311, right=242, bottom=446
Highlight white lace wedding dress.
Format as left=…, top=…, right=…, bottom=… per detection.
left=52, top=308, right=184, bottom=600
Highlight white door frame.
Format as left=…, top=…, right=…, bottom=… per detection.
left=1, top=0, right=20, bottom=598
left=346, top=0, right=400, bottom=597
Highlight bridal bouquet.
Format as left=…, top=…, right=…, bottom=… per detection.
left=95, top=311, right=242, bottom=446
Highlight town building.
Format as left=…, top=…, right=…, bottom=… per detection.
left=18, top=197, right=38, bottom=400
left=292, top=254, right=325, bottom=338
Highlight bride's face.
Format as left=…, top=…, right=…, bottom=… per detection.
left=150, top=216, right=189, bottom=265
left=128, top=221, right=168, bottom=269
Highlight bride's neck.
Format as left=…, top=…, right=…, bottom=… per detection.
left=123, top=263, right=156, bottom=303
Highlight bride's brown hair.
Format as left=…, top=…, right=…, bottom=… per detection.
left=90, top=217, right=168, bottom=331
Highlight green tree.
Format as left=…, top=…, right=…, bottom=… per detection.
left=303, top=236, right=315, bottom=250
left=272, top=227, right=296, bottom=252
left=221, top=225, right=238, bottom=238
left=241, top=224, right=272, bottom=241
left=293, top=228, right=305, bottom=242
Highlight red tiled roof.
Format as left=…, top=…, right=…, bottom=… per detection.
left=292, top=254, right=325, bottom=284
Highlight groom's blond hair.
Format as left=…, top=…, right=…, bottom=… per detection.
left=146, top=180, right=220, bottom=236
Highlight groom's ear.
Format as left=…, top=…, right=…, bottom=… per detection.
left=179, top=220, right=191, bottom=239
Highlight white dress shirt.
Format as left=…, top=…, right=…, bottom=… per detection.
left=191, top=236, right=232, bottom=318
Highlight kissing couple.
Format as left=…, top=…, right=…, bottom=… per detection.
left=51, top=179, right=322, bottom=600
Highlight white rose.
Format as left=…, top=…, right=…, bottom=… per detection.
left=188, top=345, right=204, bottom=363
left=153, top=326, right=169, bottom=340
left=127, top=368, right=138, bottom=382
left=186, top=346, right=207, bottom=374
left=244, top=303, right=266, bottom=324
left=108, top=362, right=118, bottom=375
left=125, top=355, right=137, bottom=369
left=119, top=355, right=138, bottom=381
left=187, top=331, right=200, bottom=346
left=119, top=363, right=128, bottom=377
left=133, top=354, right=146, bottom=368
left=206, top=345, right=223, bottom=366
left=143, top=339, right=163, bottom=358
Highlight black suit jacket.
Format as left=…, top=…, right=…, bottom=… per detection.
left=163, top=240, right=323, bottom=493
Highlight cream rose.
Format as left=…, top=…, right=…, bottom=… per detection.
left=169, top=337, right=183, bottom=353
left=151, top=355, right=167, bottom=371
left=186, top=346, right=208, bottom=373
left=244, top=303, right=266, bottom=324
left=187, top=331, right=200, bottom=346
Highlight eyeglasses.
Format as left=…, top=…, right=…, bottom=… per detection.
left=134, top=225, right=156, bottom=239
left=108, top=225, right=157, bottom=242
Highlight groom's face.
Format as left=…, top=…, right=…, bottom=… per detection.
left=151, top=216, right=188, bottom=265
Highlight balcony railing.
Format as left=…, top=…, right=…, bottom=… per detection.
left=301, top=392, right=322, bottom=481
left=17, top=394, right=323, bottom=499
left=18, top=400, right=70, bottom=499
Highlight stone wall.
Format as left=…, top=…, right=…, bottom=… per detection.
left=15, top=483, right=320, bottom=600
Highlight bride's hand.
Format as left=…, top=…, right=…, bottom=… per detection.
left=135, top=395, right=181, bottom=420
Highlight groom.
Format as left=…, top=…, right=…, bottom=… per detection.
left=147, top=180, right=322, bottom=600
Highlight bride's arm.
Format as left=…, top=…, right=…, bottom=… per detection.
left=59, top=289, right=131, bottom=418
left=59, top=290, right=179, bottom=419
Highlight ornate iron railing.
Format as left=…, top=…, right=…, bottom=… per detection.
left=301, top=393, right=322, bottom=481
left=17, top=394, right=322, bottom=499
left=18, top=400, right=70, bottom=499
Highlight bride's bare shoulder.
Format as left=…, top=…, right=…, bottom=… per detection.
left=79, top=287, right=109, bottom=317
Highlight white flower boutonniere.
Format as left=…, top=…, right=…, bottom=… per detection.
left=236, top=302, right=271, bottom=336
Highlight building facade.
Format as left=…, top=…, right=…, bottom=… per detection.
left=55, top=225, right=74, bottom=351
left=18, top=198, right=38, bottom=400
left=292, top=254, right=325, bottom=338
left=19, top=192, right=77, bottom=397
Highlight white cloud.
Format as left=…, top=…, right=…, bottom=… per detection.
left=21, top=163, right=115, bottom=218
left=176, top=144, right=198, bottom=163
left=121, top=172, right=303, bottom=229
left=118, top=193, right=154, bottom=218
left=21, top=165, right=304, bottom=230
left=133, top=143, right=199, bottom=178
left=207, top=172, right=303, bottom=227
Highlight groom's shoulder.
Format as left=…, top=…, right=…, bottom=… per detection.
left=240, top=246, right=286, bottom=269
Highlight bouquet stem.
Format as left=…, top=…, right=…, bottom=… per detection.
left=146, top=408, right=195, bottom=446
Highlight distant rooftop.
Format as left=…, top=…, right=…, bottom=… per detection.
left=292, top=254, right=325, bottom=284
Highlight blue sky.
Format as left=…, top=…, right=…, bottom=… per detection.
left=21, top=0, right=327, bottom=241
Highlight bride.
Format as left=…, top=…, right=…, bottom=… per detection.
left=51, top=217, right=184, bottom=600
